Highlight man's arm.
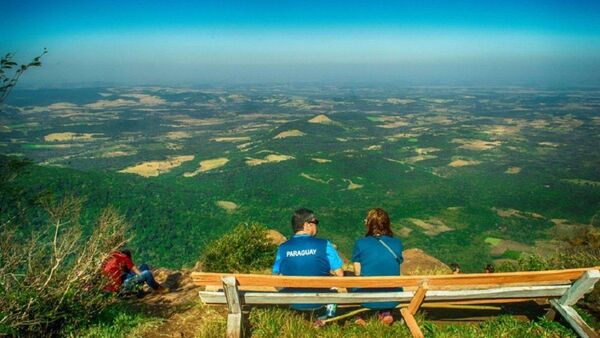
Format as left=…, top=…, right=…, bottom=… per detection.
left=325, top=241, right=344, bottom=276
left=131, top=266, right=142, bottom=275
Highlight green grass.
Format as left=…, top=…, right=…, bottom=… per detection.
left=7, top=122, right=40, bottom=129
left=21, top=144, right=83, bottom=149
left=484, top=237, right=502, bottom=246
left=63, top=304, right=162, bottom=338
left=500, top=250, right=523, bottom=260
left=248, top=308, right=576, bottom=338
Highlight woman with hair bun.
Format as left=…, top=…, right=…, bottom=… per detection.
left=352, top=208, right=404, bottom=325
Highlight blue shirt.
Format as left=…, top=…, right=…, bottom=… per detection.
left=352, top=235, right=404, bottom=309
left=272, top=234, right=343, bottom=275
left=272, top=234, right=343, bottom=310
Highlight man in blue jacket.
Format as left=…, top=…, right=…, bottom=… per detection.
left=272, top=208, right=344, bottom=311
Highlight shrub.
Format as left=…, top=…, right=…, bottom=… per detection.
left=200, top=223, right=277, bottom=273
left=0, top=195, right=129, bottom=336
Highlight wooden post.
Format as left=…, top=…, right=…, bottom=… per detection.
left=550, top=300, right=598, bottom=338
left=549, top=270, right=600, bottom=338
left=558, top=270, right=600, bottom=307
left=400, top=281, right=428, bottom=338
left=222, top=276, right=243, bottom=338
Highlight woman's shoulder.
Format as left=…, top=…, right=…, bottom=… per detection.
left=382, top=235, right=403, bottom=245
left=354, top=235, right=375, bottom=246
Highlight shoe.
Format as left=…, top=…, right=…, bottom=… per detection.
left=136, top=289, right=147, bottom=298
left=378, top=311, right=394, bottom=325
left=354, top=316, right=367, bottom=326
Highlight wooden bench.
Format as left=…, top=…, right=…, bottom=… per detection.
left=192, top=267, right=600, bottom=338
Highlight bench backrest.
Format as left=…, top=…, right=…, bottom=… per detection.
left=192, top=267, right=597, bottom=290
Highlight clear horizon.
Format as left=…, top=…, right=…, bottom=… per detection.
left=3, top=0, right=600, bottom=87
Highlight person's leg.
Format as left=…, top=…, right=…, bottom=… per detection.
left=378, top=310, right=394, bottom=325
left=137, top=264, right=160, bottom=290
left=118, top=271, right=137, bottom=293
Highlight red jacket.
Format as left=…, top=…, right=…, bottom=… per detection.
left=102, top=252, right=134, bottom=292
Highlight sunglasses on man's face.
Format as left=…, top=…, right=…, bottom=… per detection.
left=307, top=219, right=319, bottom=225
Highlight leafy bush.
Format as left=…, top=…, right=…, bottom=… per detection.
left=0, top=196, right=128, bottom=336
left=200, top=223, right=277, bottom=273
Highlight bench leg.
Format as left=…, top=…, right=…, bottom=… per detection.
left=400, top=281, right=428, bottom=338
left=401, top=308, right=424, bottom=338
left=226, top=313, right=243, bottom=338
left=549, top=300, right=598, bottom=338
left=547, top=270, right=600, bottom=338
left=222, top=276, right=243, bottom=338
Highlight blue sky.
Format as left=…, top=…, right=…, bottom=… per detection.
left=3, top=0, right=600, bottom=86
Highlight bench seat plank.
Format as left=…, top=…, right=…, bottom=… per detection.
left=199, top=285, right=570, bottom=305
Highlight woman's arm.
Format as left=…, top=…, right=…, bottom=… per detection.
left=353, top=262, right=361, bottom=276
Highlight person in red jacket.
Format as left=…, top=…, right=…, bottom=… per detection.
left=102, top=249, right=165, bottom=294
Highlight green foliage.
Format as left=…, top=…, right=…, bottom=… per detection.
left=200, top=223, right=277, bottom=273
left=0, top=49, right=46, bottom=106
left=0, top=194, right=129, bottom=336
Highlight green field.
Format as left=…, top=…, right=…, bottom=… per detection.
left=2, top=85, right=600, bottom=271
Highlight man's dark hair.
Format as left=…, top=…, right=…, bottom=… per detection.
left=120, top=249, right=132, bottom=259
left=291, top=208, right=315, bottom=233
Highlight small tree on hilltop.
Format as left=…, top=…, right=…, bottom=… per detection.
left=201, top=223, right=277, bottom=273
left=0, top=48, right=47, bottom=107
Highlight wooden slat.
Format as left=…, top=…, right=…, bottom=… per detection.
left=427, top=286, right=569, bottom=301
left=192, top=267, right=595, bottom=289
left=199, top=285, right=569, bottom=305
left=428, top=298, right=549, bottom=306
left=550, top=300, right=599, bottom=338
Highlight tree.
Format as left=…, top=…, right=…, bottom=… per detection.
left=0, top=48, right=47, bottom=107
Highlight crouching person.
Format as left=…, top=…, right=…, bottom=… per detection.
left=102, top=248, right=166, bottom=297
left=272, top=208, right=343, bottom=322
